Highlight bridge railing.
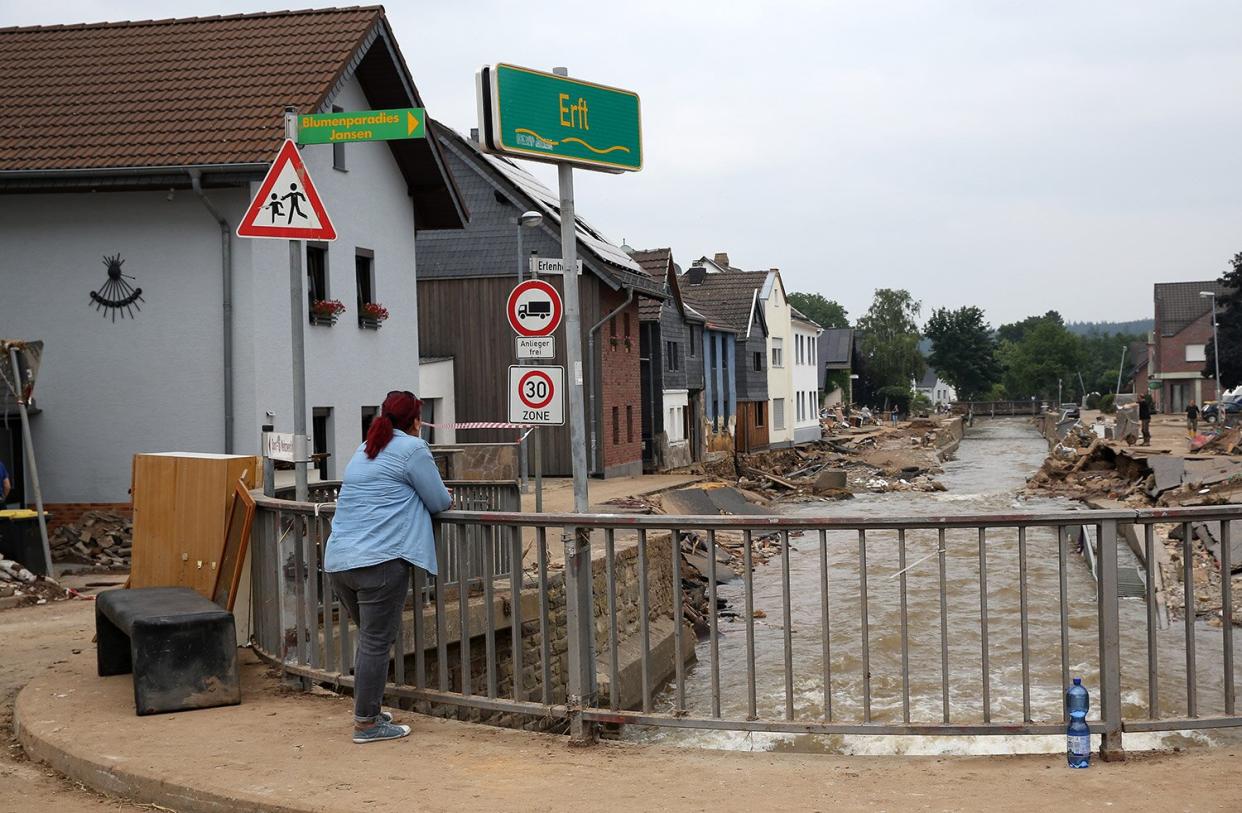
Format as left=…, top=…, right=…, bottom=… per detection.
left=250, top=498, right=1240, bottom=757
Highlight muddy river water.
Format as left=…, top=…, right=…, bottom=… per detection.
left=635, top=419, right=1241, bottom=754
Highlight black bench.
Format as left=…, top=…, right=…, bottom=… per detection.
left=96, top=587, right=241, bottom=715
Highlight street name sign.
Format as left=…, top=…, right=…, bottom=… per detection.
left=262, top=431, right=297, bottom=462
left=516, top=336, right=555, bottom=359
left=507, top=279, right=563, bottom=337
left=297, top=108, right=425, bottom=145
left=529, top=257, right=584, bottom=276
left=237, top=140, right=336, bottom=240
left=478, top=63, right=642, bottom=172
left=509, top=365, right=565, bottom=425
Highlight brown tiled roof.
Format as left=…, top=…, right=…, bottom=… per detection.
left=679, top=268, right=765, bottom=335
left=629, top=247, right=671, bottom=278
left=1154, top=280, right=1230, bottom=337
left=0, top=7, right=382, bottom=170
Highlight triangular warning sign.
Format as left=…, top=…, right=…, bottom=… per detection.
left=237, top=140, right=336, bottom=240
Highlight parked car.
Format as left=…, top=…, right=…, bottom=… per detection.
left=1203, top=395, right=1242, bottom=423
left=1060, top=403, right=1080, bottom=419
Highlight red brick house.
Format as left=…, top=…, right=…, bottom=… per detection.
left=1150, top=281, right=1228, bottom=412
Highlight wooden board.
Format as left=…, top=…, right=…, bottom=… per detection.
left=212, top=479, right=255, bottom=611
left=130, top=453, right=257, bottom=597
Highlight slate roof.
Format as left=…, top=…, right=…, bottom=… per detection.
left=0, top=8, right=465, bottom=226
left=630, top=248, right=673, bottom=320
left=790, top=306, right=820, bottom=329
left=1155, top=280, right=1230, bottom=337
left=419, top=123, right=660, bottom=296
left=679, top=268, right=765, bottom=336
left=818, top=328, right=853, bottom=369
left=915, top=368, right=940, bottom=390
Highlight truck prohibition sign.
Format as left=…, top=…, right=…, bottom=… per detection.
left=507, top=279, right=563, bottom=337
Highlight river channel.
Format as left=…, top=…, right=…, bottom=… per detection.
left=633, top=418, right=1241, bottom=754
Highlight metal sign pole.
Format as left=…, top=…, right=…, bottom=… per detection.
left=6, top=345, right=52, bottom=576
left=553, top=66, right=596, bottom=744
left=285, top=108, right=309, bottom=503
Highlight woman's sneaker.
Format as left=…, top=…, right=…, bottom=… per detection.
left=353, top=720, right=411, bottom=744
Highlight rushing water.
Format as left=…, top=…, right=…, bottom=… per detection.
left=633, top=419, right=1241, bottom=754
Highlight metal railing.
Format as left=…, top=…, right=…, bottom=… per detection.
left=250, top=498, right=1241, bottom=756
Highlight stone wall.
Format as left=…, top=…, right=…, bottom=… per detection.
left=402, top=530, right=691, bottom=729
left=441, top=443, right=519, bottom=481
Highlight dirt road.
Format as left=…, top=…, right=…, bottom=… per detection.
left=0, top=599, right=142, bottom=811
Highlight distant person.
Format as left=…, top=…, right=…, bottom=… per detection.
left=324, top=390, right=453, bottom=744
left=1187, top=400, right=1200, bottom=437
left=0, top=459, right=9, bottom=504
left=1139, top=395, right=1152, bottom=446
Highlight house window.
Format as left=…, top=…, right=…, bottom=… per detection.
left=771, top=337, right=783, bottom=368
left=356, top=250, right=375, bottom=324
left=626, top=405, right=634, bottom=443
left=332, top=105, right=346, bottom=171
left=753, top=352, right=763, bottom=372
left=755, top=401, right=766, bottom=427
left=774, top=398, right=785, bottom=430
left=612, top=406, right=620, bottom=445
left=306, top=243, right=329, bottom=319
left=689, top=328, right=698, bottom=357
left=796, top=336, right=803, bottom=366
left=312, top=407, right=333, bottom=481
left=610, top=316, right=617, bottom=339
left=666, top=341, right=680, bottom=371
left=1186, top=344, right=1207, bottom=363
left=360, top=406, right=378, bottom=440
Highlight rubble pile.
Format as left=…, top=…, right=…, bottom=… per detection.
left=1026, top=423, right=1148, bottom=502
left=49, top=510, right=132, bottom=569
left=0, top=557, right=70, bottom=607
left=1161, top=522, right=1242, bottom=625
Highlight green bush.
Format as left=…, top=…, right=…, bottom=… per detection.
left=1100, top=393, right=1116, bottom=414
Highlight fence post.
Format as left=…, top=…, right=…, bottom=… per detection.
left=1096, top=519, right=1126, bottom=760
left=563, top=526, right=597, bottom=745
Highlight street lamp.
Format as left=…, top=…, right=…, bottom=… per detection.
left=1201, top=290, right=1223, bottom=401
left=517, top=211, right=543, bottom=281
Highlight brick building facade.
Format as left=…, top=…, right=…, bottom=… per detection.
left=599, top=294, right=644, bottom=476
left=1151, top=281, right=1227, bottom=413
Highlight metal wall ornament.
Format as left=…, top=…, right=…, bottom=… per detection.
left=90, top=254, right=144, bottom=321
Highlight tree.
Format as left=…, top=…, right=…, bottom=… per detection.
left=996, top=310, right=1064, bottom=345
left=855, top=288, right=924, bottom=407
left=998, top=319, right=1081, bottom=400
left=787, top=292, right=849, bottom=329
left=924, top=306, right=1002, bottom=401
left=1205, top=252, right=1242, bottom=388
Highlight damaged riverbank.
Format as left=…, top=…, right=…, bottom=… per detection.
left=1026, top=410, right=1242, bottom=629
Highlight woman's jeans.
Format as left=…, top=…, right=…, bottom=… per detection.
left=329, top=558, right=410, bottom=723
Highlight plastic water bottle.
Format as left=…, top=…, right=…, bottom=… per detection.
left=1066, top=677, right=1089, bottom=717
left=1066, top=711, right=1091, bottom=768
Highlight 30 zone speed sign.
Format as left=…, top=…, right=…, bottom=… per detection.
left=508, top=365, right=564, bottom=425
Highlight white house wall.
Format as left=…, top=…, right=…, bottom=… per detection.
left=234, top=77, right=422, bottom=480
left=0, top=75, right=425, bottom=500
left=763, top=275, right=794, bottom=447
left=417, top=358, right=456, bottom=445
left=0, top=189, right=233, bottom=502
left=792, top=322, right=821, bottom=444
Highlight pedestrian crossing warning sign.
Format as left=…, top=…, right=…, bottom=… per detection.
left=236, top=139, right=336, bottom=240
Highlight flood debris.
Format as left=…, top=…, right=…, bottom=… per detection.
left=0, top=557, right=71, bottom=608
left=49, top=510, right=132, bottom=569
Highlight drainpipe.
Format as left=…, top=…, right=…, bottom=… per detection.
left=587, top=286, right=635, bottom=476
left=189, top=169, right=234, bottom=453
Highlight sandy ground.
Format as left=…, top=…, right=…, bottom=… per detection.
left=0, top=599, right=145, bottom=811
left=3, top=598, right=1240, bottom=813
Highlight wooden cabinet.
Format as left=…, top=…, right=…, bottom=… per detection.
left=130, top=453, right=258, bottom=597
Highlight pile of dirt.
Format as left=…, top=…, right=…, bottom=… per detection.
left=49, top=510, right=131, bottom=569
left=1161, top=521, right=1242, bottom=626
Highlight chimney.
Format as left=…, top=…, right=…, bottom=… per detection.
left=713, top=252, right=730, bottom=268
left=469, top=127, right=479, bottom=143
left=686, top=265, right=707, bottom=285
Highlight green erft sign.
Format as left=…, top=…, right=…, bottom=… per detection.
left=481, top=64, right=641, bottom=172
left=297, top=108, right=425, bottom=145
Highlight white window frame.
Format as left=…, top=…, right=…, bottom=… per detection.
left=771, top=337, right=784, bottom=368
left=1186, top=344, right=1207, bottom=363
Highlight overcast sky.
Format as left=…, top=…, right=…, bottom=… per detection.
left=8, top=1, right=1242, bottom=327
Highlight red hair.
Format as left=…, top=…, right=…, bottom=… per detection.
left=365, top=390, right=422, bottom=459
